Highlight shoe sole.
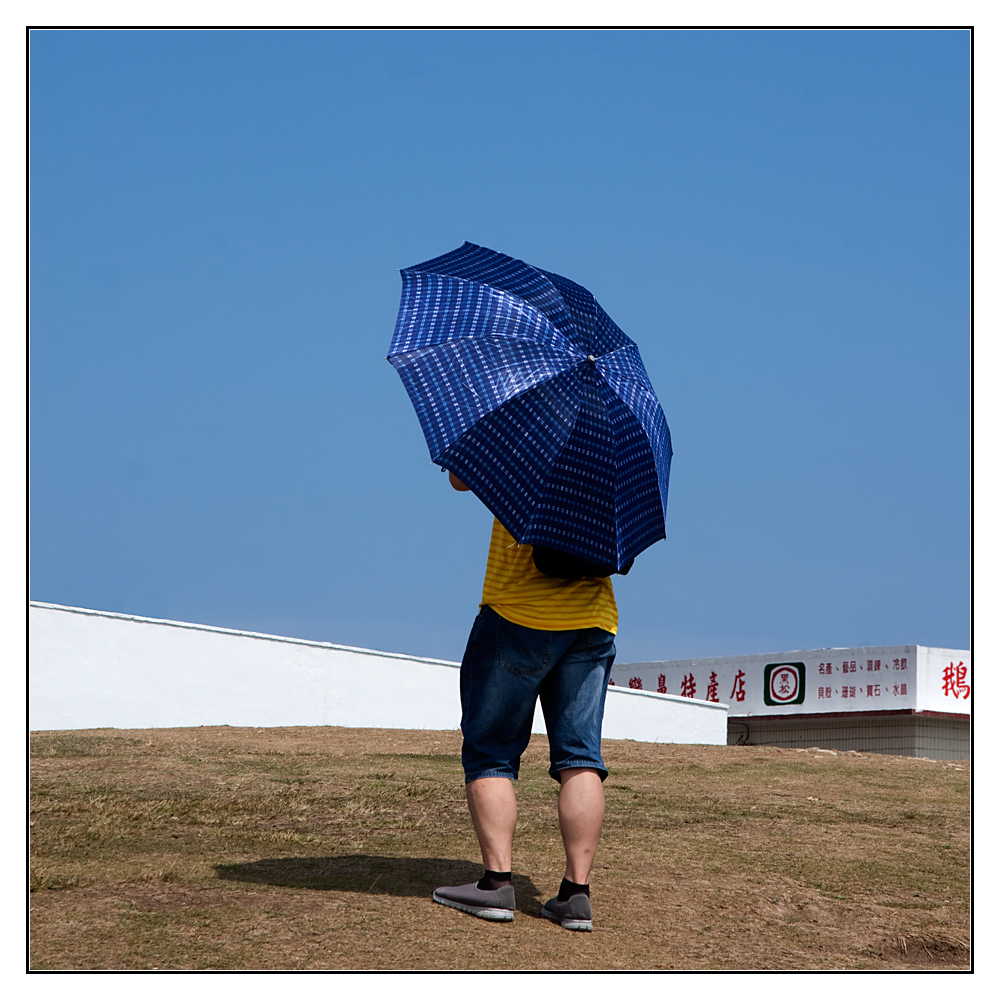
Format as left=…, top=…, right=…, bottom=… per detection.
left=540, top=904, right=593, bottom=932
left=432, top=890, right=514, bottom=922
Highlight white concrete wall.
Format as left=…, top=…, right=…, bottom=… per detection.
left=615, top=644, right=971, bottom=718
left=29, top=603, right=462, bottom=732
left=29, top=602, right=728, bottom=745
left=598, top=687, right=727, bottom=744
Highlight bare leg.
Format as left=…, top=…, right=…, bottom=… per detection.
left=557, top=768, right=605, bottom=884
left=466, top=777, right=517, bottom=872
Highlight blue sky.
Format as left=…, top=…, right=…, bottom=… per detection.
left=29, top=29, right=970, bottom=664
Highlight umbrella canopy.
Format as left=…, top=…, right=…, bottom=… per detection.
left=387, top=242, right=672, bottom=572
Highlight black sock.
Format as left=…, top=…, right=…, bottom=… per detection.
left=558, top=878, right=589, bottom=901
left=477, top=869, right=512, bottom=890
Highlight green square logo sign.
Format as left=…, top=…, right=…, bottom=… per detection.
left=764, top=662, right=806, bottom=706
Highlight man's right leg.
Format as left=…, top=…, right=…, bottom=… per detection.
left=538, top=626, right=616, bottom=931
left=557, top=767, right=605, bottom=885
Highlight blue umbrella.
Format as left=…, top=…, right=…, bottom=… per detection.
left=387, top=242, right=672, bottom=573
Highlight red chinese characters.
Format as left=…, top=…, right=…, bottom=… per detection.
left=628, top=676, right=643, bottom=690
left=657, top=673, right=667, bottom=694
left=818, top=662, right=833, bottom=675
left=730, top=670, right=746, bottom=703
left=680, top=673, right=696, bottom=698
left=706, top=671, right=719, bottom=703
left=942, top=661, right=970, bottom=700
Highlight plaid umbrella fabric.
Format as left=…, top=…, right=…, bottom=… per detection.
left=387, top=242, right=672, bottom=572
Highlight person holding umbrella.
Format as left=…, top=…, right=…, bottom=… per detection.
left=388, top=244, right=672, bottom=932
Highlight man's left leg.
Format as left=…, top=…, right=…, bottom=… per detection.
left=432, top=778, right=520, bottom=923
left=466, top=776, right=517, bottom=873
left=433, top=608, right=550, bottom=922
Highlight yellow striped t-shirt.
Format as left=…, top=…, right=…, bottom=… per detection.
left=480, top=518, right=618, bottom=634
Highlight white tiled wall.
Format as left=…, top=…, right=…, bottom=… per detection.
left=727, top=714, right=969, bottom=760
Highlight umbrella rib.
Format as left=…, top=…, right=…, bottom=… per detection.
left=521, top=402, right=584, bottom=542
left=406, top=257, right=574, bottom=321
left=389, top=332, right=585, bottom=362
left=398, top=264, right=582, bottom=349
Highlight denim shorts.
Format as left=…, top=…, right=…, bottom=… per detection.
left=459, top=604, right=617, bottom=783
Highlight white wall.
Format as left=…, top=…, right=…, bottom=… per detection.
left=918, top=647, right=972, bottom=714
left=29, top=603, right=462, bottom=731
left=29, top=603, right=728, bottom=745
left=614, top=644, right=971, bottom=718
left=598, top=687, right=727, bottom=744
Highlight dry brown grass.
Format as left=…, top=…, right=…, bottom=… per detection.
left=29, top=726, right=970, bottom=970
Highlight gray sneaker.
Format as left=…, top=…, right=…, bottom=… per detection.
left=432, top=881, right=515, bottom=922
left=541, top=893, right=593, bottom=931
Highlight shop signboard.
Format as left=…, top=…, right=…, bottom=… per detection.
left=611, top=646, right=970, bottom=717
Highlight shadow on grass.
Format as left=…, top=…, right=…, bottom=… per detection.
left=213, top=856, right=543, bottom=914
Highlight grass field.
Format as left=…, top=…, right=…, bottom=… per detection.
left=29, top=726, right=970, bottom=971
